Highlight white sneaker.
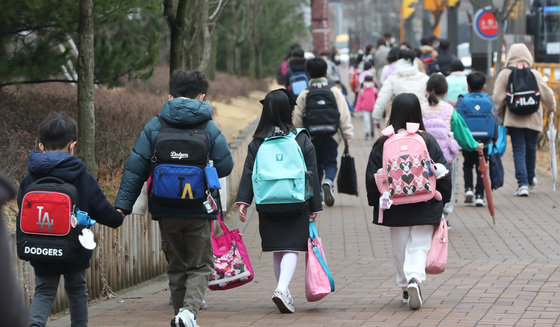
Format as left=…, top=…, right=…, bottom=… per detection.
left=272, top=289, right=295, bottom=313
left=171, top=308, right=197, bottom=327
left=529, top=177, right=538, bottom=188
left=464, top=189, right=474, bottom=203
left=514, top=185, right=529, bottom=197
left=322, top=179, right=335, bottom=207
left=475, top=195, right=485, bottom=207
left=407, top=278, right=423, bottom=310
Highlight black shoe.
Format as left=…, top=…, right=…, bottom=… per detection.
left=402, top=290, right=409, bottom=304
left=407, top=278, right=423, bottom=310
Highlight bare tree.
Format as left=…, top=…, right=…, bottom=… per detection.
left=164, top=0, right=230, bottom=74
left=78, top=0, right=97, bottom=176
left=164, top=0, right=188, bottom=75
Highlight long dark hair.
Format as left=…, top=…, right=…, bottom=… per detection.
left=253, top=89, right=295, bottom=139
left=374, top=93, right=425, bottom=148
left=426, top=73, right=448, bottom=106
left=388, top=93, right=425, bottom=130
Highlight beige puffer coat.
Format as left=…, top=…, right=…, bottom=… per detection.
left=492, top=43, right=556, bottom=132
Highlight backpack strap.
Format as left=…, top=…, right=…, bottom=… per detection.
left=295, top=128, right=310, bottom=138
left=406, top=122, right=420, bottom=134
left=381, top=125, right=395, bottom=137
left=157, top=115, right=209, bottom=131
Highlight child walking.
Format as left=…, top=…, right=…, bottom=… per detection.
left=366, top=93, right=451, bottom=310
left=355, top=75, right=378, bottom=139
left=17, top=113, right=125, bottom=327
left=235, top=89, right=322, bottom=313
left=456, top=72, right=496, bottom=205
left=421, top=74, right=483, bottom=219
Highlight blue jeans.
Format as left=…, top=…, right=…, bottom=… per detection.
left=311, top=136, right=338, bottom=183
left=508, top=127, right=539, bottom=187
left=29, top=270, right=88, bottom=327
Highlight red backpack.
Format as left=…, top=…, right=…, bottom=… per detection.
left=17, top=177, right=85, bottom=263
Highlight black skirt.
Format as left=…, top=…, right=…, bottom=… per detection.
left=258, top=207, right=309, bottom=252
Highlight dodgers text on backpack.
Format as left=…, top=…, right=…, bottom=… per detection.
left=17, top=177, right=87, bottom=263
left=149, top=116, right=216, bottom=208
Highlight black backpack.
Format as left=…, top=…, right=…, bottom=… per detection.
left=303, top=86, right=340, bottom=136
left=17, top=177, right=86, bottom=263
left=505, top=66, right=541, bottom=115
left=149, top=116, right=211, bottom=206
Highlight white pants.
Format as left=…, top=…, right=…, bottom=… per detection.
left=444, top=156, right=459, bottom=215
left=390, top=225, right=433, bottom=288
left=362, top=111, right=372, bottom=135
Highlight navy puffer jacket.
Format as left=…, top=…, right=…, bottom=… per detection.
left=17, top=152, right=124, bottom=275
left=115, top=98, right=234, bottom=220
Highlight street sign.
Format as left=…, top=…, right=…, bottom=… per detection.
left=473, top=9, right=498, bottom=40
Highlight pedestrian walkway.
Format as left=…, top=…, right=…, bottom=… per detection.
left=52, top=116, right=560, bottom=327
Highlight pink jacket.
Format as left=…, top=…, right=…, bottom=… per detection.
left=355, top=86, right=377, bottom=112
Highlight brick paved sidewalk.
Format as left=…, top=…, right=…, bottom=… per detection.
left=52, top=116, right=560, bottom=327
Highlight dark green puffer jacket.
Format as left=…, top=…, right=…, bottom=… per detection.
left=115, top=97, right=234, bottom=220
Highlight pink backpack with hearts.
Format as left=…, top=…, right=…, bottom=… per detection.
left=374, top=123, right=442, bottom=223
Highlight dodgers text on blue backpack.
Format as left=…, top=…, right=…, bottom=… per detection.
left=149, top=116, right=214, bottom=207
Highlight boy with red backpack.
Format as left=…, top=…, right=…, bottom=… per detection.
left=17, top=113, right=125, bottom=327
left=366, top=93, right=451, bottom=310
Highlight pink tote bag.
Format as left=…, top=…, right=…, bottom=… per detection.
left=305, top=221, right=335, bottom=302
left=208, top=214, right=254, bottom=290
left=425, top=216, right=448, bottom=274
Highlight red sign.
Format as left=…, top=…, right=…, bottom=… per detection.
left=474, top=9, right=498, bottom=40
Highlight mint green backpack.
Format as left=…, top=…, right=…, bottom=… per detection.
left=252, top=129, right=310, bottom=215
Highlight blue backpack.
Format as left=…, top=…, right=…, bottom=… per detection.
left=252, top=129, right=311, bottom=215
left=289, top=71, right=309, bottom=97
left=457, top=93, right=496, bottom=141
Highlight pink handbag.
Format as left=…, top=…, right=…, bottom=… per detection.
left=208, top=214, right=254, bottom=290
left=425, top=216, right=448, bottom=274
left=305, top=221, right=335, bottom=302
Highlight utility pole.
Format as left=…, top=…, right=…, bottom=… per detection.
left=447, top=0, right=460, bottom=55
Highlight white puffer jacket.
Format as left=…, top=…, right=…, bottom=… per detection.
left=372, top=59, right=429, bottom=122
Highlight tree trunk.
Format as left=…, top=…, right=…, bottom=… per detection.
left=78, top=0, right=97, bottom=177
left=165, top=0, right=188, bottom=75
left=207, top=33, right=217, bottom=80
left=198, top=0, right=211, bottom=72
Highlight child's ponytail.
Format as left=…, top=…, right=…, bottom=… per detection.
left=425, top=73, right=448, bottom=107
left=427, top=89, right=439, bottom=106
